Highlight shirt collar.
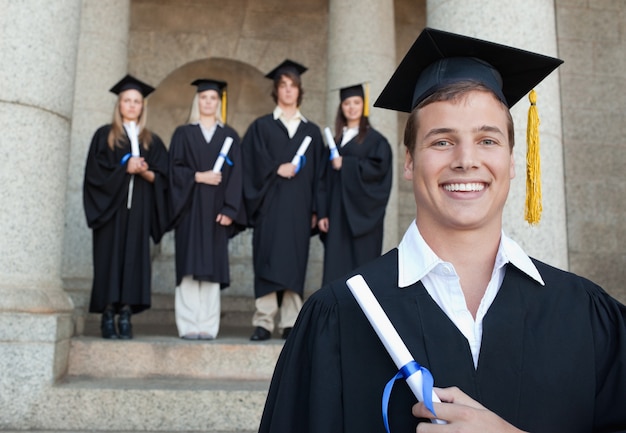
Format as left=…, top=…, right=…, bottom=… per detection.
left=192, top=120, right=223, bottom=128
left=273, top=106, right=307, bottom=123
left=397, top=220, right=545, bottom=288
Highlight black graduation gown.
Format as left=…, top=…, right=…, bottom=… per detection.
left=317, top=128, right=392, bottom=284
left=241, top=114, right=324, bottom=297
left=168, top=123, right=245, bottom=287
left=259, top=250, right=626, bottom=433
left=83, top=125, right=170, bottom=314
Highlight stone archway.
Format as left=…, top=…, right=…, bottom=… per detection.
left=148, top=57, right=274, bottom=147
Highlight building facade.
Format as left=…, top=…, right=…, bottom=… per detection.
left=0, top=0, right=624, bottom=427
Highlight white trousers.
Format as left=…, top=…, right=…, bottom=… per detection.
left=252, top=290, right=302, bottom=332
left=175, top=276, right=220, bottom=338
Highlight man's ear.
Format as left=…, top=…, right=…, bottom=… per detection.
left=403, top=149, right=414, bottom=180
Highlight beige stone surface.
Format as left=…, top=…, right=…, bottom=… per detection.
left=557, top=0, right=626, bottom=301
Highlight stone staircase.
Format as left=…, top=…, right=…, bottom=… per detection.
left=33, top=293, right=283, bottom=433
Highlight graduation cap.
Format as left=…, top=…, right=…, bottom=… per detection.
left=374, top=27, right=563, bottom=112
left=265, top=59, right=308, bottom=80
left=374, top=27, right=564, bottom=225
left=338, top=83, right=371, bottom=117
left=191, top=78, right=229, bottom=123
left=191, top=78, right=227, bottom=95
left=109, top=74, right=155, bottom=97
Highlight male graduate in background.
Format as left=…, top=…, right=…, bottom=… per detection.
left=241, top=60, right=324, bottom=341
left=258, top=29, right=626, bottom=433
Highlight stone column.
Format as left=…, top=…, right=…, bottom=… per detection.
left=0, top=0, right=81, bottom=422
left=61, top=0, right=131, bottom=332
left=327, top=0, right=399, bottom=251
left=427, top=0, right=568, bottom=269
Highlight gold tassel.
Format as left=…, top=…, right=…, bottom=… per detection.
left=221, top=89, right=227, bottom=124
left=525, top=90, right=542, bottom=225
left=364, top=82, right=370, bottom=117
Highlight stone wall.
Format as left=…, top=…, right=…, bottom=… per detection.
left=556, top=0, right=626, bottom=302
left=394, top=0, right=426, bottom=233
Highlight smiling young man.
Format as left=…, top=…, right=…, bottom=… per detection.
left=258, top=29, right=626, bottom=433
left=241, top=60, right=324, bottom=341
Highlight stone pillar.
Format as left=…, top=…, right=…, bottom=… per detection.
left=0, top=0, right=82, bottom=424
left=327, top=0, right=399, bottom=251
left=62, top=0, right=131, bottom=331
left=427, top=0, right=568, bottom=269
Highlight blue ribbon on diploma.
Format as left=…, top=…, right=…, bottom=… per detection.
left=219, top=153, right=233, bottom=167
left=382, top=360, right=436, bottom=433
left=294, top=155, right=307, bottom=174
left=120, top=153, right=132, bottom=166
left=329, top=148, right=339, bottom=160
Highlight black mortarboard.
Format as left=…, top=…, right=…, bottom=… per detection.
left=339, top=84, right=365, bottom=101
left=265, top=59, right=308, bottom=80
left=374, top=27, right=563, bottom=112
left=109, top=74, right=155, bottom=97
left=191, top=78, right=227, bottom=95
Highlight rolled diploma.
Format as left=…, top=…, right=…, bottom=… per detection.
left=212, top=136, right=234, bottom=172
left=323, top=127, right=338, bottom=158
left=346, top=274, right=445, bottom=424
left=127, top=122, right=140, bottom=209
left=290, top=136, right=312, bottom=166
left=128, top=121, right=140, bottom=157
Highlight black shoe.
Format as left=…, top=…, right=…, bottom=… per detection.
left=100, top=309, right=117, bottom=339
left=117, top=307, right=133, bottom=339
left=250, top=326, right=271, bottom=341
left=282, top=327, right=292, bottom=340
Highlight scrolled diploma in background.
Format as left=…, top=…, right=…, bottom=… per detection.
left=346, top=274, right=445, bottom=425
left=212, top=136, right=234, bottom=173
left=126, top=121, right=140, bottom=209
left=323, top=127, right=338, bottom=159
left=290, top=135, right=312, bottom=170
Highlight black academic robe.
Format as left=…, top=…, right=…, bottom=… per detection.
left=259, top=249, right=626, bottom=433
left=83, top=125, right=169, bottom=314
left=317, top=128, right=392, bottom=284
left=168, top=123, right=245, bottom=287
left=241, top=114, right=324, bottom=297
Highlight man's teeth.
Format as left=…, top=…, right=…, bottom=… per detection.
left=444, top=183, right=485, bottom=192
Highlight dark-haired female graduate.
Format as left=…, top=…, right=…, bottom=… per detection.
left=168, top=79, right=245, bottom=340
left=83, top=74, right=170, bottom=340
left=317, top=83, right=392, bottom=285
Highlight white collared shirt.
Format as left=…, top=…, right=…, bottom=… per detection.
left=194, top=121, right=223, bottom=143
left=340, top=126, right=358, bottom=146
left=397, top=221, right=544, bottom=368
left=273, top=106, right=307, bottom=138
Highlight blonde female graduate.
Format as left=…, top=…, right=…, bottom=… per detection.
left=169, top=79, right=245, bottom=340
left=83, top=74, right=170, bottom=339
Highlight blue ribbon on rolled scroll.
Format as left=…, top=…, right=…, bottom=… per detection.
left=120, top=153, right=132, bottom=166
left=294, top=155, right=307, bottom=174
left=219, top=153, right=233, bottom=167
left=382, top=360, right=436, bottom=433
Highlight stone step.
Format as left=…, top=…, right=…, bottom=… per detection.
left=68, top=327, right=284, bottom=381
left=47, top=324, right=284, bottom=432
left=41, top=376, right=268, bottom=432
